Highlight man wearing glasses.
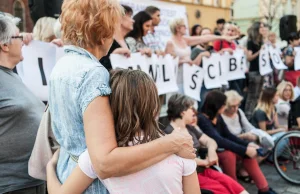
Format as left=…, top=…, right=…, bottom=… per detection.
left=0, top=15, right=45, bottom=194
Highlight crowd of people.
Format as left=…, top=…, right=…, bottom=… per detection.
left=1, top=0, right=300, bottom=194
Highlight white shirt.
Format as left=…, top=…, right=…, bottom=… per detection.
left=78, top=150, right=196, bottom=194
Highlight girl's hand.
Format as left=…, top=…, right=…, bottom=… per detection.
left=47, top=149, right=60, bottom=168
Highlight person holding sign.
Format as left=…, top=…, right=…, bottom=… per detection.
left=198, top=91, right=278, bottom=194
left=125, top=11, right=152, bottom=56
left=213, top=22, right=245, bottom=95
left=100, top=5, right=133, bottom=71
left=47, top=70, right=200, bottom=194
left=244, top=22, right=269, bottom=120
left=165, top=18, right=234, bottom=93
left=164, top=94, right=249, bottom=194
left=48, top=1, right=195, bottom=194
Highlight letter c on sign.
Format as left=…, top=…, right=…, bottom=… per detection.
left=208, top=64, right=215, bottom=79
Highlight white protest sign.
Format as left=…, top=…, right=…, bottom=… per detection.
left=56, top=47, right=65, bottom=62
left=294, top=47, right=300, bottom=70
left=16, top=40, right=56, bottom=101
left=183, top=64, right=204, bottom=101
left=110, top=53, right=136, bottom=69
left=268, top=45, right=287, bottom=70
left=156, top=55, right=178, bottom=95
left=203, top=54, right=221, bottom=89
left=259, top=46, right=273, bottom=76
left=217, top=53, right=229, bottom=85
left=225, top=50, right=246, bottom=81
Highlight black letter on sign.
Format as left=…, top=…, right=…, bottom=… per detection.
left=241, top=56, right=245, bottom=71
left=162, top=65, right=170, bottom=82
left=272, top=53, right=280, bottom=64
left=149, top=64, right=158, bottom=82
left=229, top=58, right=237, bottom=72
left=38, top=58, right=47, bottom=85
left=190, top=70, right=199, bottom=90
left=218, top=61, right=222, bottom=76
left=261, top=54, right=266, bottom=66
left=207, top=64, right=215, bottom=79
left=136, top=65, right=142, bottom=71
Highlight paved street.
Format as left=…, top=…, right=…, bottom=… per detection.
left=240, top=163, right=299, bottom=194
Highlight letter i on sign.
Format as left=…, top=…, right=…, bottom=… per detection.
left=38, top=58, right=47, bottom=85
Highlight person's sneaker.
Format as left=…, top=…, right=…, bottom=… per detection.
left=258, top=188, right=278, bottom=194
left=260, top=136, right=274, bottom=149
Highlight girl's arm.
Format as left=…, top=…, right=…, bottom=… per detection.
left=182, top=171, right=201, bottom=194
left=84, top=96, right=195, bottom=179
left=46, top=151, right=94, bottom=194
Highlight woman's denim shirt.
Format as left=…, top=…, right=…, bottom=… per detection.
left=49, top=45, right=111, bottom=193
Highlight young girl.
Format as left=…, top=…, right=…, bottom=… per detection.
left=47, top=69, right=200, bottom=194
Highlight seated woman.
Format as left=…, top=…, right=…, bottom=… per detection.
left=275, top=81, right=294, bottom=128
left=47, top=70, right=200, bottom=194
left=251, top=87, right=288, bottom=163
left=164, top=93, right=249, bottom=194
left=198, top=91, right=277, bottom=194
left=125, top=11, right=152, bottom=56
left=222, top=90, right=274, bottom=149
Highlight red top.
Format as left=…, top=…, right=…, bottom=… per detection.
left=213, top=40, right=236, bottom=51
left=284, top=70, right=300, bottom=86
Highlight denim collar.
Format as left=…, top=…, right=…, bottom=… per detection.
left=64, top=45, right=99, bottom=62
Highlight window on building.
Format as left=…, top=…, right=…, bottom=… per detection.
left=214, top=0, right=221, bottom=6
left=13, top=0, right=25, bottom=32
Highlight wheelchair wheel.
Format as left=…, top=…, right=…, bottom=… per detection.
left=273, top=131, right=300, bottom=185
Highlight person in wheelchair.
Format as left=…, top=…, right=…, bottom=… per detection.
left=164, top=93, right=249, bottom=194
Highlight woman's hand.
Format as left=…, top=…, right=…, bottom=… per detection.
left=51, top=39, right=64, bottom=47
left=246, top=146, right=257, bottom=158
left=113, top=48, right=131, bottom=58
left=139, top=48, right=152, bottom=57
left=47, top=149, right=60, bottom=169
left=20, top=32, right=33, bottom=45
left=169, top=128, right=196, bottom=159
left=207, top=149, right=218, bottom=166
left=200, top=51, right=211, bottom=58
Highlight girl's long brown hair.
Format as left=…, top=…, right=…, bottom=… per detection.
left=110, top=69, right=164, bottom=147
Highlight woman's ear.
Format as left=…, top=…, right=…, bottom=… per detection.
left=0, top=44, right=9, bottom=52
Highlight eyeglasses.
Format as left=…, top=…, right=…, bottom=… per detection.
left=11, top=36, right=23, bottom=41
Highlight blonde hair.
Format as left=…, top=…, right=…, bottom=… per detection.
left=33, top=17, right=56, bottom=42
left=224, top=90, right=243, bottom=109
left=60, top=0, right=123, bottom=48
left=277, top=81, right=294, bottom=100
left=53, top=19, right=62, bottom=39
left=169, top=18, right=185, bottom=35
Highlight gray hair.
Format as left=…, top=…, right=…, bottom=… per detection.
left=0, top=14, right=20, bottom=44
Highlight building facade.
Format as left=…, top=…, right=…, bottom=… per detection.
left=161, top=0, right=234, bottom=33
left=232, top=0, right=299, bottom=34
left=0, top=0, right=33, bottom=32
